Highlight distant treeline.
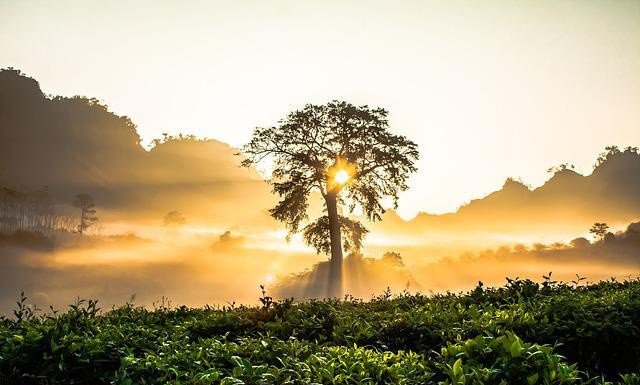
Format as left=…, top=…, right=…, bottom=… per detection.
left=0, top=187, right=76, bottom=234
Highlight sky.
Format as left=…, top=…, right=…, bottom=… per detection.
left=1, top=0, right=639, bottom=218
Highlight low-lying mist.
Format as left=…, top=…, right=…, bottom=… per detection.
left=1, top=219, right=639, bottom=316
left=0, top=227, right=320, bottom=315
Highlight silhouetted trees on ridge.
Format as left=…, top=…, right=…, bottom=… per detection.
left=0, top=187, right=76, bottom=234
left=0, top=186, right=101, bottom=236
left=1, top=67, right=639, bottom=245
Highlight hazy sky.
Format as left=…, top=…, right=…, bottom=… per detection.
left=2, top=0, right=639, bottom=218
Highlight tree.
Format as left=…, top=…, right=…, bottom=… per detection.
left=72, top=193, right=98, bottom=234
left=240, top=101, right=419, bottom=297
left=570, top=237, right=590, bottom=249
left=589, top=222, right=609, bottom=242
left=594, top=145, right=622, bottom=168
left=381, top=251, right=404, bottom=267
left=547, top=163, right=575, bottom=174
left=163, top=211, right=187, bottom=226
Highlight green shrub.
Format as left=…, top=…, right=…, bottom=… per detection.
left=1, top=278, right=639, bottom=384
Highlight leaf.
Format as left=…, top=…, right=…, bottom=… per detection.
left=230, top=355, right=243, bottom=367
left=510, top=340, right=523, bottom=358
left=452, top=358, right=463, bottom=377
left=221, top=377, right=245, bottom=385
left=527, top=373, right=539, bottom=385
left=474, top=335, right=485, bottom=348
left=232, top=366, right=243, bottom=377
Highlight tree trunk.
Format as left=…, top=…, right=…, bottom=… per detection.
left=79, top=209, right=85, bottom=235
left=325, top=192, right=343, bottom=298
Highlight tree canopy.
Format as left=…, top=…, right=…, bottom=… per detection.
left=241, top=100, right=418, bottom=233
left=240, top=101, right=419, bottom=296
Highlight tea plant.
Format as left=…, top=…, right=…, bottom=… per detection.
left=1, top=277, right=639, bottom=384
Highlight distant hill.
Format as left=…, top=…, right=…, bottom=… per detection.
left=0, top=69, right=273, bottom=227
left=1, top=68, right=638, bottom=237
left=375, top=147, right=640, bottom=237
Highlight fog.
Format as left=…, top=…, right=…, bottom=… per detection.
left=0, top=228, right=320, bottom=314
left=1, top=69, right=639, bottom=316
left=1, top=218, right=639, bottom=315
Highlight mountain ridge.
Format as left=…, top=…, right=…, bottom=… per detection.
left=1, top=68, right=638, bottom=236
left=378, top=148, right=640, bottom=236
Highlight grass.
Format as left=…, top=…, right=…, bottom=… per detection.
left=1, top=276, right=639, bottom=384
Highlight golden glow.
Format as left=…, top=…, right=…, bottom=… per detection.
left=264, top=274, right=275, bottom=285
left=2, top=1, right=639, bottom=217
left=335, top=169, right=350, bottom=185
left=328, top=158, right=357, bottom=189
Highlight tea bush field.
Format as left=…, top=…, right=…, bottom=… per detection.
left=1, top=277, right=639, bottom=385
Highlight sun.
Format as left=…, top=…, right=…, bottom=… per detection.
left=327, top=158, right=356, bottom=188
left=264, top=274, right=275, bottom=284
left=334, top=169, right=350, bottom=185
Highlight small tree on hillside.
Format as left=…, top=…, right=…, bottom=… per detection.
left=381, top=251, right=404, bottom=267
left=547, top=163, right=575, bottom=174
left=589, top=222, right=609, bottom=242
left=72, top=193, right=98, bottom=234
left=240, top=101, right=419, bottom=298
left=164, top=211, right=187, bottom=227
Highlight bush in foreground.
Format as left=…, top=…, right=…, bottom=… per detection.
left=1, top=277, right=639, bottom=384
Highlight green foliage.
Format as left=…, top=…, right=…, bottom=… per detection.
left=1, top=278, right=639, bottom=384
left=436, top=332, right=580, bottom=385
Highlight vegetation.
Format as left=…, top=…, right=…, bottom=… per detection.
left=590, top=223, right=610, bottom=242
left=593, top=146, right=639, bottom=168
left=164, top=211, right=188, bottom=227
left=240, top=101, right=419, bottom=297
left=0, top=187, right=76, bottom=234
left=547, top=163, right=576, bottom=174
left=72, top=193, right=98, bottom=235
left=1, top=278, right=639, bottom=384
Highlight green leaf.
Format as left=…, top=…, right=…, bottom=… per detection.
left=221, top=377, right=245, bottom=385
left=527, top=373, right=539, bottom=385
left=452, top=358, right=463, bottom=377
left=50, top=339, right=58, bottom=352
left=510, top=340, right=523, bottom=358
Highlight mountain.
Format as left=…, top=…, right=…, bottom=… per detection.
left=0, top=69, right=273, bottom=227
left=1, top=68, right=638, bottom=238
left=375, top=148, right=640, bottom=238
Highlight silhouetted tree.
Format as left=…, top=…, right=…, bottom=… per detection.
left=163, top=211, right=187, bottom=226
left=240, top=101, right=419, bottom=297
left=0, top=186, right=72, bottom=234
left=589, top=222, right=609, bottom=242
left=72, top=193, right=98, bottom=234
left=570, top=237, right=590, bottom=248
left=594, top=145, right=623, bottom=168
left=381, top=251, right=404, bottom=267
left=547, top=163, right=575, bottom=174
